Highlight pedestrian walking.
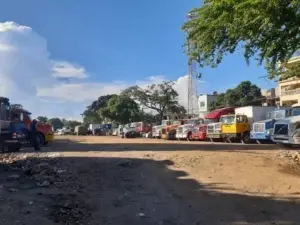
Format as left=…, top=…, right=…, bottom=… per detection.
left=30, top=119, right=41, bottom=151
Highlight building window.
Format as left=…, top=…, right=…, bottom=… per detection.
left=200, top=101, right=205, bottom=108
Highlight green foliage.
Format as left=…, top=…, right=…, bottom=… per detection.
left=182, top=0, right=300, bottom=79
left=48, top=118, right=64, bottom=131
left=82, top=95, right=117, bottom=124
left=100, top=95, right=141, bottom=124
left=209, top=81, right=262, bottom=110
left=122, top=81, right=186, bottom=120
left=36, top=116, right=48, bottom=123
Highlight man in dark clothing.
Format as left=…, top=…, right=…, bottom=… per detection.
left=30, top=119, right=41, bottom=151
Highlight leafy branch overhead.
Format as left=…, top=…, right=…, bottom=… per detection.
left=182, top=0, right=300, bottom=79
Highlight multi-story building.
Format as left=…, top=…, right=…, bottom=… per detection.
left=278, top=56, right=300, bottom=106
left=198, top=94, right=217, bottom=117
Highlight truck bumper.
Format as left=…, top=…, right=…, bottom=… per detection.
left=45, top=133, right=54, bottom=143
left=176, top=132, right=188, bottom=139
left=272, top=136, right=300, bottom=145
left=206, top=133, right=222, bottom=139
left=192, top=132, right=206, bottom=140
left=250, top=132, right=270, bottom=140
left=222, top=133, right=241, bottom=139
left=152, top=131, right=161, bottom=138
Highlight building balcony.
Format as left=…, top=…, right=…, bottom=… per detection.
left=281, top=88, right=300, bottom=96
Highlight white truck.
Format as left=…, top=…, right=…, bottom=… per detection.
left=271, top=104, right=300, bottom=146
left=176, top=118, right=203, bottom=140
left=152, top=120, right=171, bottom=138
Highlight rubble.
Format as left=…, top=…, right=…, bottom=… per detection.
left=278, top=150, right=300, bottom=163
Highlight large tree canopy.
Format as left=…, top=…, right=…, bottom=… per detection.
left=100, top=95, right=141, bottom=124
left=82, top=95, right=117, bottom=124
left=122, top=81, right=186, bottom=121
left=209, top=81, right=262, bottom=110
left=182, top=0, right=300, bottom=79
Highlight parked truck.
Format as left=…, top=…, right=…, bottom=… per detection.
left=250, top=107, right=291, bottom=143
left=152, top=120, right=172, bottom=138
left=271, top=104, right=300, bottom=146
left=161, top=120, right=184, bottom=140
left=175, top=118, right=203, bottom=141
left=221, top=106, right=278, bottom=143
left=192, top=107, right=235, bottom=141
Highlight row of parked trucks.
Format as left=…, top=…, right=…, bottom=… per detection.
left=150, top=104, right=300, bottom=146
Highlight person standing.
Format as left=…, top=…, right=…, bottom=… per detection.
left=30, top=119, right=41, bottom=151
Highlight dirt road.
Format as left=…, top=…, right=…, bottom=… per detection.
left=0, top=136, right=300, bottom=225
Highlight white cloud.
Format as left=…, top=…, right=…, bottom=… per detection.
left=52, top=61, right=87, bottom=79
left=0, top=21, right=202, bottom=120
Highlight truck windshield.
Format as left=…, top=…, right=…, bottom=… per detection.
left=204, top=118, right=218, bottom=124
left=291, top=107, right=300, bottom=116
left=173, top=120, right=181, bottom=125
left=267, top=110, right=287, bottom=119
left=220, top=115, right=235, bottom=124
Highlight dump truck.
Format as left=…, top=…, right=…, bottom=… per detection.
left=152, top=120, right=172, bottom=138
left=250, top=107, right=291, bottom=143
left=221, top=106, right=277, bottom=143
left=175, top=118, right=203, bottom=140
left=271, top=104, right=300, bottom=146
left=161, top=120, right=184, bottom=140
left=192, top=107, right=235, bottom=141
left=9, top=104, right=54, bottom=145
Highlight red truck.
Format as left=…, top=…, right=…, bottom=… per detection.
left=191, top=107, right=235, bottom=141
left=135, top=122, right=152, bottom=135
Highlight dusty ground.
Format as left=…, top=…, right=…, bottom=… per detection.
left=0, top=135, right=300, bottom=225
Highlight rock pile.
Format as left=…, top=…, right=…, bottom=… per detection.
left=278, top=150, right=300, bottom=162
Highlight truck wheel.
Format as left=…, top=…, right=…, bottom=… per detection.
left=37, top=133, right=45, bottom=145
left=242, top=132, right=251, bottom=144
left=187, top=132, right=193, bottom=141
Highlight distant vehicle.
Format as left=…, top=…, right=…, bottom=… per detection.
left=176, top=118, right=204, bottom=141
left=251, top=108, right=291, bottom=143
left=221, top=106, right=278, bottom=143
left=57, top=126, right=72, bottom=135
left=272, top=104, right=300, bottom=146
left=152, top=120, right=172, bottom=138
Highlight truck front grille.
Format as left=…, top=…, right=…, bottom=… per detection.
left=207, top=125, right=214, bottom=134
left=177, top=127, right=183, bottom=133
left=253, top=123, right=265, bottom=133
left=274, top=124, right=288, bottom=135
left=161, top=128, right=166, bottom=134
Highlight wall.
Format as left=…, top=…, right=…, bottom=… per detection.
left=198, top=95, right=217, bottom=116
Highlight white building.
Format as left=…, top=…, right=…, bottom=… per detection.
left=198, top=94, right=218, bottom=118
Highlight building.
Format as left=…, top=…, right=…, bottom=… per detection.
left=278, top=56, right=300, bottom=106
left=197, top=94, right=217, bottom=117
left=261, top=87, right=280, bottom=106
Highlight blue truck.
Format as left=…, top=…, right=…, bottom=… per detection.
left=250, top=108, right=291, bottom=143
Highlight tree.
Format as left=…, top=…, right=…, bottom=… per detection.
left=48, top=118, right=64, bottom=131
left=209, top=81, right=262, bottom=110
left=82, top=95, right=117, bottom=124
left=122, top=81, right=185, bottom=121
left=65, top=120, right=82, bottom=129
left=100, top=95, right=141, bottom=124
left=182, top=0, right=300, bottom=79
left=36, top=116, right=48, bottom=123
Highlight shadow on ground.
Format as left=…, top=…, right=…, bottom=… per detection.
left=0, top=150, right=299, bottom=224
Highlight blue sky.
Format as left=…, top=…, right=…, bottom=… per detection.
left=0, top=0, right=276, bottom=119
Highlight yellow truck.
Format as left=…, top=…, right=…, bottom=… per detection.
left=220, top=106, right=277, bottom=143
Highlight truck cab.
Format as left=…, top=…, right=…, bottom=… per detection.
left=193, top=107, right=235, bottom=141
left=161, top=120, right=184, bottom=140
left=251, top=108, right=291, bottom=143
left=221, top=106, right=278, bottom=143
left=152, top=120, right=171, bottom=138
left=272, top=104, right=300, bottom=146
left=176, top=118, right=203, bottom=140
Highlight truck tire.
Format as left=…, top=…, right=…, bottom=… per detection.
left=187, top=132, right=193, bottom=141
left=242, top=132, right=251, bottom=144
